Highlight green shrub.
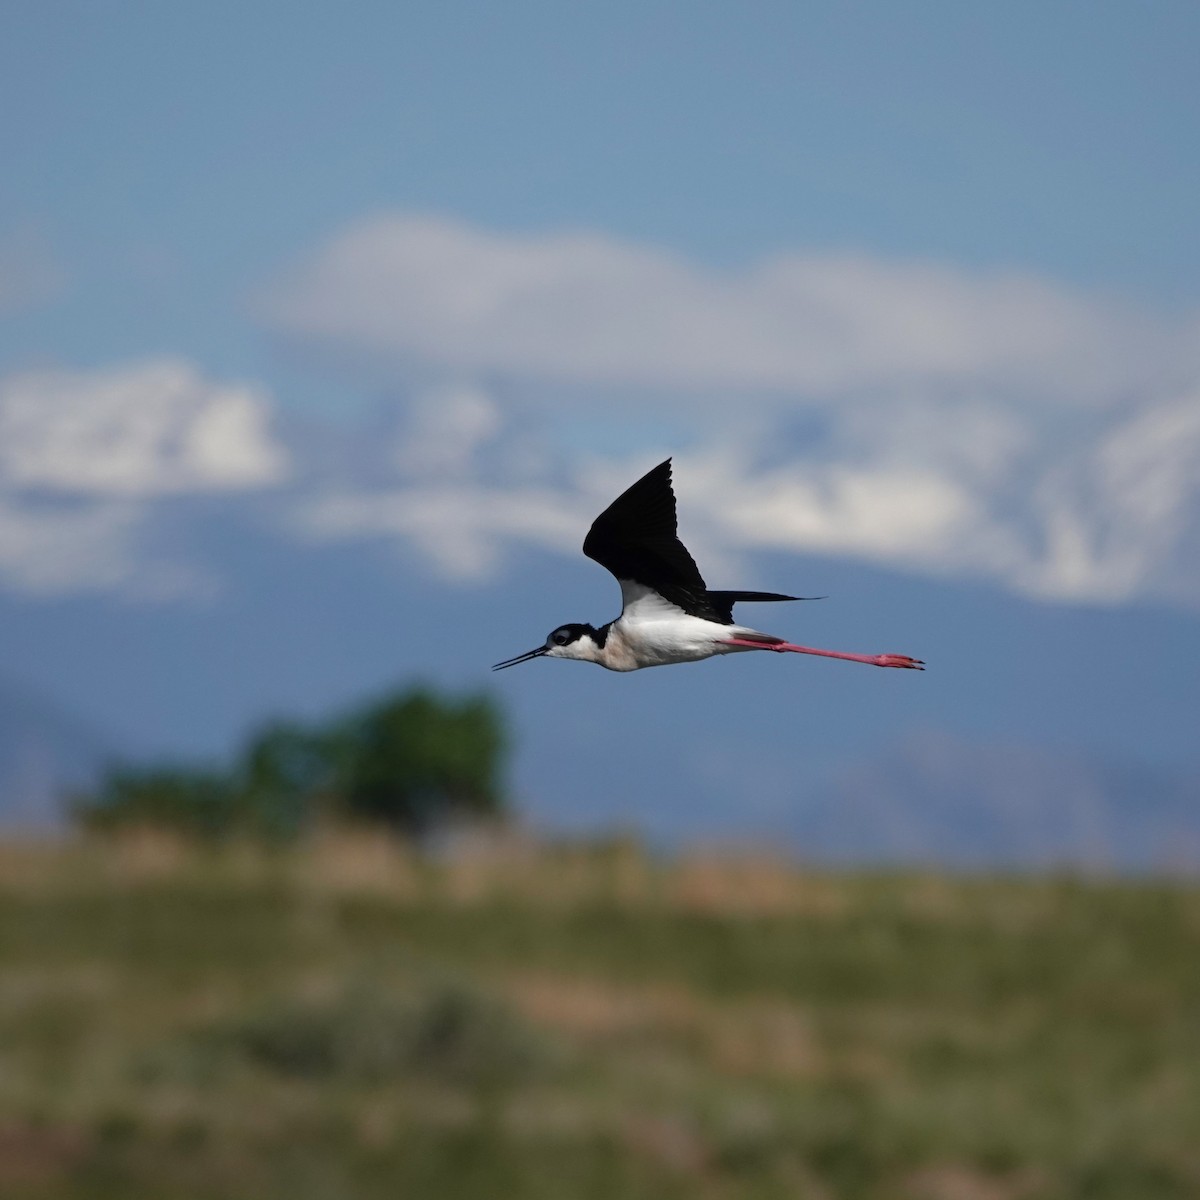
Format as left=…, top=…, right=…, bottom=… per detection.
left=73, top=685, right=508, bottom=841
left=74, top=766, right=239, bottom=841
left=212, top=980, right=549, bottom=1086
left=331, top=688, right=506, bottom=833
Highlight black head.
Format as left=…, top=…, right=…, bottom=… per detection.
left=492, top=623, right=603, bottom=670
left=547, top=623, right=593, bottom=648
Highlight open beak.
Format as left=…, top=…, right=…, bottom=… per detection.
left=491, top=646, right=548, bottom=671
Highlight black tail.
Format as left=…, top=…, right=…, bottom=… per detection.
left=706, top=590, right=824, bottom=625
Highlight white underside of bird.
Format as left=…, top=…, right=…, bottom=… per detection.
left=559, top=582, right=767, bottom=672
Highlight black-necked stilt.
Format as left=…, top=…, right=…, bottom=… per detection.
left=493, top=459, right=924, bottom=674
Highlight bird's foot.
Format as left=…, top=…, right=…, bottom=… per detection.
left=875, top=654, right=924, bottom=670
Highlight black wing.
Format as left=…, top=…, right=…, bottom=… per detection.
left=582, top=459, right=718, bottom=620
left=705, top=590, right=817, bottom=624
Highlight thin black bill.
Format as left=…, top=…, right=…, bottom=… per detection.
left=491, top=646, right=548, bottom=671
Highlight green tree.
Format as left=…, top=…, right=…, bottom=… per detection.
left=73, top=686, right=508, bottom=841
left=331, top=687, right=507, bottom=835
left=235, top=720, right=337, bottom=841
left=75, top=765, right=239, bottom=841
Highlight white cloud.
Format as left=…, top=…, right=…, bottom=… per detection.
left=261, top=213, right=1196, bottom=402
left=0, top=359, right=290, bottom=496
left=297, top=483, right=586, bottom=580
left=392, top=384, right=503, bottom=479
left=0, top=502, right=215, bottom=600
left=284, top=382, right=1200, bottom=608
left=0, top=498, right=153, bottom=596
left=653, top=389, right=1200, bottom=604
left=1019, top=392, right=1200, bottom=600
left=5, top=221, right=1180, bottom=608
left=682, top=455, right=984, bottom=567
left=0, top=359, right=291, bottom=597
left=258, top=214, right=1200, bottom=609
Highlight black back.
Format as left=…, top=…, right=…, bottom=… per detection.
left=582, top=459, right=811, bottom=624
left=583, top=459, right=718, bottom=619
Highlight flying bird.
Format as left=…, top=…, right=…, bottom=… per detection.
left=493, top=459, right=924, bottom=674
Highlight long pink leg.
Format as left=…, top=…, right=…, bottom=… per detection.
left=722, top=637, right=924, bottom=670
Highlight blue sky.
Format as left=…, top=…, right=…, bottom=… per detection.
left=2, top=2, right=1199, bottom=852
left=6, top=2, right=1200, bottom=363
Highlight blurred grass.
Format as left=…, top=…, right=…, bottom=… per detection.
left=0, top=831, right=1198, bottom=1199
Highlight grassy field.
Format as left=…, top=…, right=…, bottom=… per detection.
left=0, top=831, right=1198, bottom=1199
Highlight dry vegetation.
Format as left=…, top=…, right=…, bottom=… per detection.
left=1, top=831, right=1198, bottom=1199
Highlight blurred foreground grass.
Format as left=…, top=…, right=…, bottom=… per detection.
left=0, top=832, right=1198, bottom=1199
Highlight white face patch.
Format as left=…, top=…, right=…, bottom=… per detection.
left=545, top=631, right=600, bottom=663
